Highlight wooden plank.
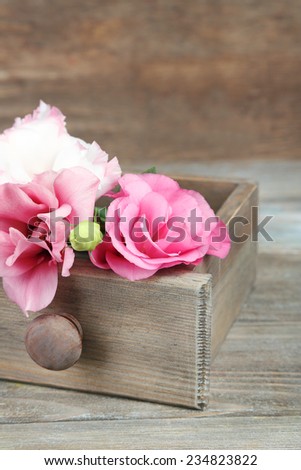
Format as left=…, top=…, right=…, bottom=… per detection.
left=0, top=269, right=212, bottom=409
left=188, top=180, right=258, bottom=356
left=211, top=182, right=258, bottom=356
left=0, top=416, right=300, bottom=450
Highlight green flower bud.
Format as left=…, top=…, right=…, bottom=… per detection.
left=69, top=221, right=103, bottom=252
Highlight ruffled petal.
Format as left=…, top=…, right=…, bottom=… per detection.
left=207, top=220, right=231, bottom=258
left=53, top=167, right=100, bottom=224
left=3, top=258, right=58, bottom=314
left=89, top=238, right=112, bottom=270
left=0, top=183, right=48, bottom=231
left=100, top=156, right=122, bottom=197
left=105, top=249, right=158, bottom=281
left=0, top=102, right=67, bottom=182
left=0, top=231, right=15, bottom=277
left=61, top=247, right=75, bottom=277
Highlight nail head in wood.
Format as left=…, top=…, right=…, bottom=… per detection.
left=25, top=313, right=83, bottom=371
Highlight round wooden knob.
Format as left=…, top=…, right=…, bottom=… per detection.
left=25, top=313, right=83, bottom=371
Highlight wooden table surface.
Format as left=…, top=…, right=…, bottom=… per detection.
left=0, top=160, right=300, bottom=450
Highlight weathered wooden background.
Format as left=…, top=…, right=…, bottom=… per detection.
left=0, top=0, right=301, bottom=165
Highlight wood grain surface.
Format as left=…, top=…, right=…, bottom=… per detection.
left=0, top=267, right=213, bottom=409
left=0, top=160, right=300, bottom=449
left=0, top=1, right=301, bottom=165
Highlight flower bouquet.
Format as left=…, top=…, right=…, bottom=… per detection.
left=0, top=103, right=256, bottom=408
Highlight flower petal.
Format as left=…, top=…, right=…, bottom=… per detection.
left=207, top=220, right=231, bottom=258
left=61, top=247, right=75, bottom=277
left=89, top=237, right=113, bottom=270
left=139, top=173, right=180, bottom=195
left=53, top=167, right=100, bottom=223
left=32, top=170, right=57, bottom=192
left=117, top=174, right=153, bottom=201
left=0, top=183, right=48, bottom=232
left=0, top=102, right=67, bottom=182
left=5, top=235, right=47, bottom=275
left=105, top=249, right=158, bottom=281
left=139, top=191, right=171, bottom=237
left=3, top=258, right=58, bottom=314
left=53, top=139, right=121, bottom=198
left=13, top=101, right=66, bottom=133
left=21, top=180, right=58, bottom=209
left=90, top=235, right=157, bottom=279
left=0, top=231, right=15, bottom=276
left=100, top=156, right=122, bottom=197
left=37, top=204, right=72, bottom=262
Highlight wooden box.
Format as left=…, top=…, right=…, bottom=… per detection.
left=0, top=176, right=257, bottom=409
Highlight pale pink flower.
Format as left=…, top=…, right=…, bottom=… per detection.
left=0, top=167, right=99, bottom=314
left=90, top=173, right=231, bottom=280
left=0, top=101, right=121, bottom=197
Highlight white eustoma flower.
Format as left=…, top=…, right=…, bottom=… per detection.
left=0, top=101, right=121, bottom=197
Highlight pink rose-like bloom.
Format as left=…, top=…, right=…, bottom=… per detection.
left=0, top=101, right=121, bottom=197
left=90, top=173, right=231, bottom=280
left=0, top=167, right=99, bottom=314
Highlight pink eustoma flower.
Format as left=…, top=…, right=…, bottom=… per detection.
left=0, top=167, right=99, bottom=314
left=90, top=173, right=231, bottom=280
left=0, top=101, right=121, bottom=197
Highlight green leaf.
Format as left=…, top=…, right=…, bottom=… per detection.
left=142, top=166, right=157, bottom=174
left=94, top=206, right=107, bottom=223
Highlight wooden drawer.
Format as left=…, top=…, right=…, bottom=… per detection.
left=0, top=176, right=258, bottom=409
